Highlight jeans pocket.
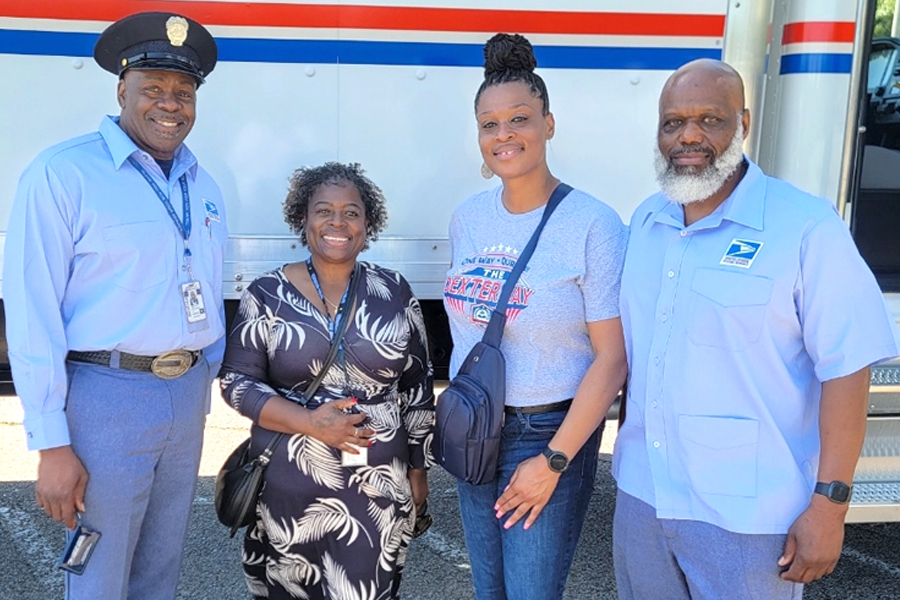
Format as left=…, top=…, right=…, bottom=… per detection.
left=679, top=414, right=759, bottom=497
left=523, top=410, right=565, bottom=437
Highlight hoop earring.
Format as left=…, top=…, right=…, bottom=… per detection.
left=480, top=163, right=494, bottom=179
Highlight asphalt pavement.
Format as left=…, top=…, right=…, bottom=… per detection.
left=1, top=389, right=899, bottom=599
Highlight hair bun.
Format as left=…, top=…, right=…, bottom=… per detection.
left=483, top=33, right=537, bottom=75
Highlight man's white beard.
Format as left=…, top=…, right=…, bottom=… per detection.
left=654, top=123, right=745, bottom=205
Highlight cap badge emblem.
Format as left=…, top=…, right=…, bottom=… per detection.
left=166, top=16, right=189, bottom=47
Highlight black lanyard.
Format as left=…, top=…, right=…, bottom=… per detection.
left=128, top=156, right=193, bottom=276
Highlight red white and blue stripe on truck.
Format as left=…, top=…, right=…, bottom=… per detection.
left=0, top=2, right=855, bottom=74
left=780, top=21, right=854, bottom=75
left=0, top=1, right=726, bottom=70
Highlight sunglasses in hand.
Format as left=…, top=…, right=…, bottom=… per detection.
left=413, top=499, right=433, bottom=538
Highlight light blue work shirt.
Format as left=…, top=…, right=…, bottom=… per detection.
left=614, top=159, right=900, bottom=534
left=4, top=116, right=228, bottom=451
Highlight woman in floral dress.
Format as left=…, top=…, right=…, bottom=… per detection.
left=220, top=162, right=434, bottom=600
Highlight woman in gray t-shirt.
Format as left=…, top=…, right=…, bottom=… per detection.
left=442, top=33, right=628, bottom=600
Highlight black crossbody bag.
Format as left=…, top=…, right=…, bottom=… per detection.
left=214, top=263, right=361, bottom=537
left=434, top=183, right=572, bottom=485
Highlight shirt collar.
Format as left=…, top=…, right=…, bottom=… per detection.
left=99, top=115, right=198, bottom=180
left=652, top=157, right=767, bottom=232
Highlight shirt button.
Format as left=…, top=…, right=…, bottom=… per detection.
left=652, top=401, right=658, bottom=408
left=661, top=314, right=668, bottom=322
left=668, top=271, right=675, bottom=278
left=653, top=357, right=660, bottom=366
left=680, top=230, right=688, bottom=237
left=653, top=441, right=661, bottom=448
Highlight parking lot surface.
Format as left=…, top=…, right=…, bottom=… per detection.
left=1, top=391, right=898, bottom=599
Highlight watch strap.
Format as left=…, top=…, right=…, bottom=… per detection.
left=814, top=480, right=853, bottom=504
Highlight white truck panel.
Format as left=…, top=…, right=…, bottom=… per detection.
left=0, top=1, right=729, bottom=300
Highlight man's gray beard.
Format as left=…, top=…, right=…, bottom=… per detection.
left=653, top=124, right=745, bottom=205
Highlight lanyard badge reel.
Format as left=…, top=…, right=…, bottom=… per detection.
left=56, top=514, right=101, bottom=575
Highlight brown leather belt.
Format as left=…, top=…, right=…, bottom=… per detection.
left=504, top=399, right=572, bottom=415
left=67, top=349, right=200, bottom=379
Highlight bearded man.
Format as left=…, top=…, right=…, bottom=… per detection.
left=612, top=59, right=900, bottom=600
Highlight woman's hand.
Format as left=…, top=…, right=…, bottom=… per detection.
left=307, top=398, right=376, bottom=453
left=494, top=454, right=561, bottom=530
left=408, top=467, right=428, bottom=509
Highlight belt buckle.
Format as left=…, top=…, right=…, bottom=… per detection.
left=150, top=350, right=193, bottom=379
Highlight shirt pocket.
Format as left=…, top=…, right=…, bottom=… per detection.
left=687, top=268, right=774, bottom=351
left=102, top=221, right=170, bottom=292
left=678, top=414, right=759, bottom=497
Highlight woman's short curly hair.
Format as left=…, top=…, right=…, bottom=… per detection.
left=283, top=162, right=388, bottom=250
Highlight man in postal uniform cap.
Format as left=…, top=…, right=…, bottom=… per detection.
left=4, top=11, right=227, bottom=600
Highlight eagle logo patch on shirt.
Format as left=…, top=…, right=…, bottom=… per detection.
left=720, top=239, right=763, bottom=268
left=203, top=199, right=221, bottom=223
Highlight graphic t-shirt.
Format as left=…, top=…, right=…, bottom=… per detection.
left=444, top=185, right=627, bottom=407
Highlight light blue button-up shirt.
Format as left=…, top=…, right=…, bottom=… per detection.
left=614, top=159, right=900, bottom=534
left=4, top=116, right=228, bottom=451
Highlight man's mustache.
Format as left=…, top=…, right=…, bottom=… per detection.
left=670, top=144, right=715, bottom=159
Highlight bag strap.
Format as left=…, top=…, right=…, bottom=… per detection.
left=256, top=262, right=362, bottom=464
left=482, top=183, right=572, bottom=346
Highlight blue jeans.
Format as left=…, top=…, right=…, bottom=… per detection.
left=457, top=409, right=601, bottom=600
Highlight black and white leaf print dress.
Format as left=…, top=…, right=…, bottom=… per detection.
left=220, top=263, right=435, bottom=600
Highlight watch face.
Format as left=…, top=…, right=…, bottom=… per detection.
left=831, top=482, right=852, bottom=503
left=549, top=453, right=568, bottom=472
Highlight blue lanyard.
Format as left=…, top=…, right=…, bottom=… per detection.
left=305, top=259, right=352, bottom=339
left=128, top=156, right=193, bottom=268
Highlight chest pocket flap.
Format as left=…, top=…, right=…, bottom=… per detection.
left=691, top=268, right=774, bottom=307
left=103, top=221, right=170, bottom=292
left=688, top=268, right=774, bottom=350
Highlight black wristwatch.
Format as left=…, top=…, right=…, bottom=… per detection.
left=814, top=481, right=853, bottom=504
left=542, top=447, right=570, bottom=473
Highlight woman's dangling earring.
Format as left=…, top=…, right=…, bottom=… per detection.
left=481, top=162, right=494, bottom=179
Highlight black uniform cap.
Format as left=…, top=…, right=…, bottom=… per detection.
left=94, top=12, right=217, bottom=85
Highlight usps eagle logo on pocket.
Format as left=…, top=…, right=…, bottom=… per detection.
left=720, top=239, right=763, bottom=268
left=203, top=199, right=221, bottom=223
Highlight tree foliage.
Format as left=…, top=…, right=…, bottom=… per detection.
left=875, top=0, right=896, bottom=38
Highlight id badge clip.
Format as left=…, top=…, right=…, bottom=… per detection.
left=56, top=515, right=101, bottom=575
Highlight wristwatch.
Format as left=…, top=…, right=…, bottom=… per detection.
left=814, top=480, right=853, bottom=504
left=542, top=446, right=570, bottom=473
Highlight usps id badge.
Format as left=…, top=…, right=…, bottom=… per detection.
left=57, top=517, right=101, bottom=575
left=181, top=281, right=209, bottom=332
left=342, top=443, right=368, bottom=467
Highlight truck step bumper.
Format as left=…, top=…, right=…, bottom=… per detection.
left=847, top=482, right=900, bottom=522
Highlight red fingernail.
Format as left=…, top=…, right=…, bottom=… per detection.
left=350, top=397, right=358, bottom=403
